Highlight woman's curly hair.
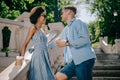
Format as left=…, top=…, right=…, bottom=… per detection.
left=29, top=6, right=45, bottom=24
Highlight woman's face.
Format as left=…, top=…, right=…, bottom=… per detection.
left=38, top=11, right=46, bottom=24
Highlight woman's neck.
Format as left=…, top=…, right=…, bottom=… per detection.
left=35, top=23, right=42, bottom=29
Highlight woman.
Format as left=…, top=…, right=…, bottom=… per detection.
left=21, top=6, right=55, bottom=80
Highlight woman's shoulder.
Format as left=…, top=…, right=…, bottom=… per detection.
left=29, top=25, right=36, bottom=31
left=28, top=25, right=37, bottom=35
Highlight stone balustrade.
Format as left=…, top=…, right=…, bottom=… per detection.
left=99, top=37, right=120, bottom=54
left=0, top=47, right=64, bottom=80
left=0, top=50, right=32, bottom=80
left=0, top=16, right=32, bottom=52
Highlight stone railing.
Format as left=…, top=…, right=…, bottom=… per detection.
left=112, top=39, right=120, bottom=53
left=0, top=17, right=33, bottom=52
left=0, top=45, right=64, bottom=80
left=99, top=37, right=120, bottom=54
left=0, top=50, right=32, bottom=80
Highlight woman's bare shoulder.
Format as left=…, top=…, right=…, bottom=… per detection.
left=29, top=25, right=36, bottom=32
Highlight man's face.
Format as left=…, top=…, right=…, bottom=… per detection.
left=61, top=9, right=68, bottom=22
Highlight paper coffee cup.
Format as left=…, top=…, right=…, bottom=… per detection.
left=16, top=56, right=23, bottom=66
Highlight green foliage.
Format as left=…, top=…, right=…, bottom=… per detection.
left=4, top=0, right=27, bottom=11
left=0, top=1, right=21, bottom=19
left=92, top=42, right=99, bottom=48
left=108, top=38, right=115, bottom=45
left=89, top=0, right=120, bottom=44
left=6, top=10, right=20, bottom=19
left=88, top=21, right=100, bottom=43
left=0, top=0, right=71, bottom=23
left=0, top=1, right=9, bottom=18
left=25, top=0, right=34, bottom=3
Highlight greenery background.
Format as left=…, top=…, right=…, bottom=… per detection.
left=0, top=0, right=120, bottom=45
left=0, top=0, right=70, bottom=23
left=89, top=0, right=120, bottom=44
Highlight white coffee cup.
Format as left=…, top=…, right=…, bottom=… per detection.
left=15, top=56, right=24, bottom=66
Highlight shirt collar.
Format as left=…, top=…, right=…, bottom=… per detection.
left=68, top=18, right=76, bottom=26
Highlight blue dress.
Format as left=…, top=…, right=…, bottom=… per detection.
left=29, top=29, right=55, bottom=80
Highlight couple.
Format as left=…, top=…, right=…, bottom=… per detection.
left=21, top=5, right=96, bottom=80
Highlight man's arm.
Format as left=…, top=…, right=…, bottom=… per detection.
left=69, top=21, right=90, bottom=48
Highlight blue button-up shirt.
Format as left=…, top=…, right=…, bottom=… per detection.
left=58, top=18, right=96, bottom=65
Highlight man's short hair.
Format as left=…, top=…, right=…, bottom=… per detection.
left=63, top=5, right=77, bottom=14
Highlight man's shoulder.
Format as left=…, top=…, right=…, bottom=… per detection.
left=73, top=18, right=86, bottom=26
left=74, top=18, right=85, bottom=24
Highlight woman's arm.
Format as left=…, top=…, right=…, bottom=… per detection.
left=21, top=26, right=36, bottom=56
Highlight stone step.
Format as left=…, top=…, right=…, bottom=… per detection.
left=71, top=70, right=120, bottom=80
left=71, top=77, right=120, bottom=80
left=68, top=48, right=120, bottom=80
left=94, top=48, right=104, bottom=54
left=96, top=54, right=120, bottom=60
left=94, top=65, right=120, bottom=70
left=97, top=60, right=120, bottom=64
left=93, top=70, right=120, bottom=77
left=93, top=77, right=120, bottom=80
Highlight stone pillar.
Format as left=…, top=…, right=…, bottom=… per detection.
left=104, top=36, right=108, bottom=43
left=0, top=23, right=4, bottom=49
left=15, top=27, right=23, bottom=53
left=9, top=25, right=18, bottom=51
left=107, top=44, right=112, bottom=54
left=115, top=39, right=120, bottom=54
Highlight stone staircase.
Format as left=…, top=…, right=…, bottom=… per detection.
left=71, top=48, right=120, bottom=80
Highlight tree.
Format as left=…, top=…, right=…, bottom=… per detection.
left=0, top=0, right=71, bottom=23
left=90, top=0, right=120, bottom=44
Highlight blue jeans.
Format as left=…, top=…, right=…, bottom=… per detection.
left=60, top=58, right=95, bottom=80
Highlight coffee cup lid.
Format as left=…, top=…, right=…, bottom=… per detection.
left=16, top=56, right=23, bottom=59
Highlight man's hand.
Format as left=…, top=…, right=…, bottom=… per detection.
left=56, top=39, right=66, bottom=48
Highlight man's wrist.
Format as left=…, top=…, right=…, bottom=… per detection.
left=66, top=40, right=70, bottom=46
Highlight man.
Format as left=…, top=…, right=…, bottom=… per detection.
left=55, top=5, right=96, bottom=80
